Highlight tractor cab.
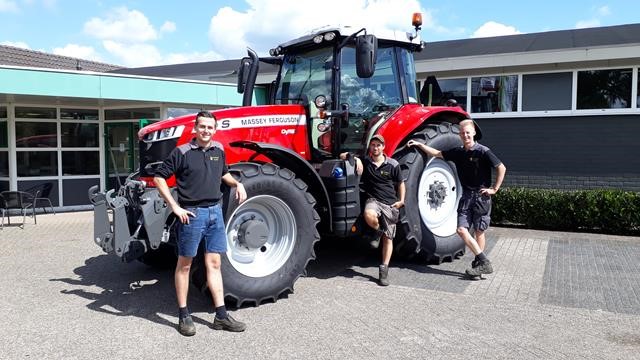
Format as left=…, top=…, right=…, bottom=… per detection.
left=238, top=15, right=425, bottom=159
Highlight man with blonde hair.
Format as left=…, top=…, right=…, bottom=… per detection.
left=407, top=119, right=506, bottom=278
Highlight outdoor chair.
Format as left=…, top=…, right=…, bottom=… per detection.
left=23, top=183, right=56, bottom=214
left=0, top=191, right=36, bottom=228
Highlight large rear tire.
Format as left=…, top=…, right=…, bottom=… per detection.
left=197, top=162, right=320, bottom=306
left=395, top=123, right=465, bottom=263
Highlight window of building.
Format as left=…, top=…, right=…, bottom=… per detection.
left=577, top=68, right=632, bottom=109
left=60, top=108, right=99, bottom=120
left=105, top=107, right=160, bottom=120
left=522, top=72, right=572, bottom=111
left=439, top=78, right=468, bottom=109
left=470, top=75, right=518, bottom=113
left=15, top=122, right=57, bottom=148
left=62, top=151, right=99, bottom=175
left=16, top=151, right=57, bottom=177
left=61, top=123, right=98, bottom=147
left=0, top=106, right=6, bottom=118
left=0, top=121, right=7, bottom=148
left=0, top=151, right=7, bottom=177
left=15, top=106, right=56, bottom=119
left=168, top=107, right=200, bottom=118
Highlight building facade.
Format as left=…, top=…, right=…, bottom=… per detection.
left=0, top=46, right=263, bottom=209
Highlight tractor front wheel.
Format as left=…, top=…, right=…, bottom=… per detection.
left=190, top=162, right=320, bottom=306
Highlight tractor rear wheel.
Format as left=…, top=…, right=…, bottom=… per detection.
left=395, top=123, right=465, bottom=263
left=191, top=162, right=320, bottom=306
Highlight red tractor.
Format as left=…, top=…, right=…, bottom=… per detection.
left=89, top=14, right=476, bottom=306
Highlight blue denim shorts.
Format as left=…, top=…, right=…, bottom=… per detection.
left=177, top=204, right=227, bottom=257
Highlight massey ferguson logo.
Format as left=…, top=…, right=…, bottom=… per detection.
left=218, top=114, right=306, bottom=130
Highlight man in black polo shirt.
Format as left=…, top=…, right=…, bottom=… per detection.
left=154, top=111, right=247, bottom=336
left=342, top=134, right=405, bottom=286
left=408, top=119, right=506, bottom=278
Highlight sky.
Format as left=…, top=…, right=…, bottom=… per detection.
left=0, top=0, right=637, bottom=68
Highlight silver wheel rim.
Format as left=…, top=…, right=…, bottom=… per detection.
left=417, top=158, right=461, bottom=237
left=226, top=195, right=297, bottom=277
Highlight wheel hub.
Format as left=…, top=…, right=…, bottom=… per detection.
left=428, top=180, right=448, bottom=208
left=237, top=220, right=269, bottom=249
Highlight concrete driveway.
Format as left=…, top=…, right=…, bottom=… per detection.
left=1, top=211, right=639, bottom=359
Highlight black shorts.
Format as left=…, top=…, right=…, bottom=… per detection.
left=457, top=190, right=492, bottom=231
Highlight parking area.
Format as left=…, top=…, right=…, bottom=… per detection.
left=1, top=211, right=639, bottom=359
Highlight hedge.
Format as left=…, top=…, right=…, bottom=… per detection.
left=491, top=188, right=640, bottom=236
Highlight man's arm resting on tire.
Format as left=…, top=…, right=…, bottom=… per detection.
left=406, top=139, right=443, bottom=158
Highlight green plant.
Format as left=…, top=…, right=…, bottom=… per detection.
left=492, top=188, right=640, bottom=235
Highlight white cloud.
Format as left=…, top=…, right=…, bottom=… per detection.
left=52, top=44, right=103, bottom=62
left=160, top=21, right=176, bottom=34
left=471, top=21, right=522, bottom=38
left=101, top=40, right=222, bottom=67
left=1, top=40, right=30, bottom=49
left=102, top=40, right=163, bottom=67
left=0, top=0, right=19, bottom=12
left=575, top=19, right=601, bottom=29
left=84, top=7, right=158, bottom=43
left=208, top=0, right=433, bottom=59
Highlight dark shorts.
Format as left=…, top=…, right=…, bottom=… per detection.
left=177, top=204, right=227, bottom=257
left=457, top=191, right=492, bottom=232
left=365, top=198, right=400, bottom=239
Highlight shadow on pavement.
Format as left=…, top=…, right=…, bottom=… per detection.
left=50, top=254, right=214, bottom=330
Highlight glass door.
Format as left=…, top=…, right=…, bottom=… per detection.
left=105, top=122, right=140, bottom=190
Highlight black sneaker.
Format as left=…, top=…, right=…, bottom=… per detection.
left=465, top=260, right=493, bottom=277
left=212, top=314, right=246, bottom=332
left=471, top=259, right=479, bottom=268
left=378, top=264, right=390, bottom=286
left=178, top=315, right=196, bottom=336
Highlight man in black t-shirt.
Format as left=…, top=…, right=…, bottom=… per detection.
left=341, top=134, right=405, bottom=286
left=408, top=119, right=506, bottom=278
left=155, top=111, right=248, bottom=336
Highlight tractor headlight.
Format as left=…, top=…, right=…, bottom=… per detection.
left=142, top=125, right=185, bottom=143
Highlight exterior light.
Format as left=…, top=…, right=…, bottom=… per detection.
left=314, top=95, right=327, bottom=109
left=313, top=35, right=323, bottom=44
left=323, top=32, right=336, bottom=41
left=412, top=13, right=422, bottom=28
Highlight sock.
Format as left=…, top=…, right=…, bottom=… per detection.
left=178, top=306, right=189, bottom=319
left=477, top=252, right=488, bottom=263
left=215, top=306, right=228, bottom=319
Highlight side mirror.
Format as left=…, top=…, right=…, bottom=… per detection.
left=355, top=34, right=377, bottom=78
left=237, top=56, right=251, bottom=94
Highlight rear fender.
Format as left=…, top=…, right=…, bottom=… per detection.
left=373, top=105, right=475, bottom=155
left=230, top=140, right=332, bottom=232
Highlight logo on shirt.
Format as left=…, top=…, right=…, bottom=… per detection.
left=210, top=156, right=219, bottom=161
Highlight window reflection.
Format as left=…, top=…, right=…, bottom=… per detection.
left=577, top=69, right=632, bottom=109
left=471, top=75, right=518, bottom=113
left=438, top=78, right=467, bottom=109
left=61, top=123, right=98, bottom=147
left=0, top=151, right=8, bottom=177
left=60, top=108, right=99, bottom=120
left=15, top=106, right=56, bottom=119
left=62, top=151, right=99, bottom=175
left=16, top=122, right=57, bottom=148
left=16, top=151, right=58, bottom=176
